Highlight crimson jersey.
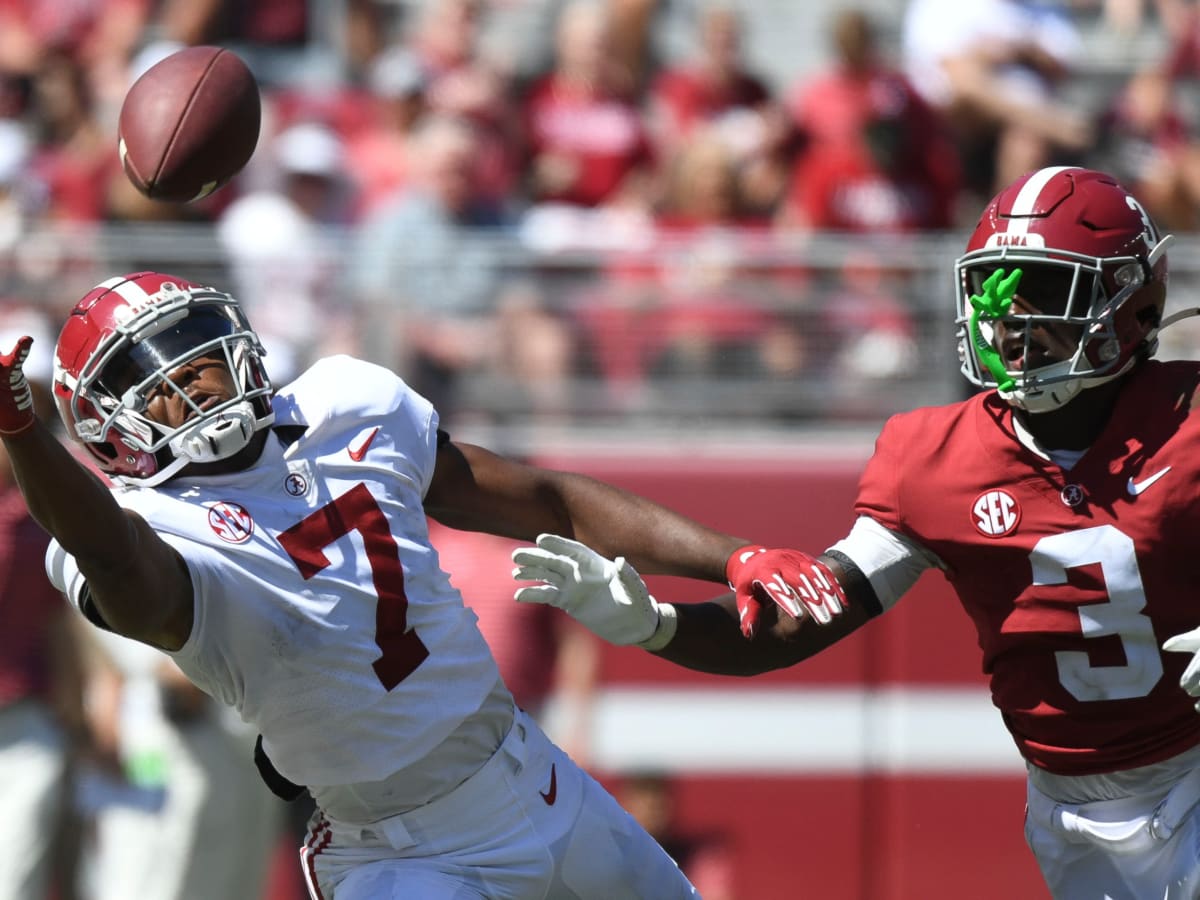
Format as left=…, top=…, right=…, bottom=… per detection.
left=856, top=360, right=1200, bottom=774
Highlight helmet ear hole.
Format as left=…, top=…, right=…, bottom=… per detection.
left=1138, top=304, right=1162, bottom=328
left=88, top=441, right=119, bottom=463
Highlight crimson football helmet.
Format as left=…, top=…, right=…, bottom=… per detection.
left=53, top=272, right=274, bottom=486
left=955, top=167, right=1173, bottom=413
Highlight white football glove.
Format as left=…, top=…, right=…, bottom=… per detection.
left=1163, top=625, right=1200, bottom=711
left=512, top=534, right=677, bottom=651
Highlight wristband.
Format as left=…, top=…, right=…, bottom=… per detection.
left=638, top=602, right=677, bottom=651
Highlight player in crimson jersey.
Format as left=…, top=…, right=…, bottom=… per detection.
left=514, top=167, right=1200, bottom=899
left=0, top=270, right=794, bottom=899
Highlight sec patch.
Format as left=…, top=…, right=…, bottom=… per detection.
left=208, top=500, right=254, bottom=543
left=971, top=489, right=1020, bottom=538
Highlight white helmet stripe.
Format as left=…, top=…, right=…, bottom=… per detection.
left=1002, top=166, right=1080, bottom=237
left=111, top=277, right=157, bottom=307
left=95, top=275, right=127, bottom=290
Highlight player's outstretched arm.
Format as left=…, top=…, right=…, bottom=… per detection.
left=658, top=557, right=877, bottom=676
left=425, top=439, right=744, bottom=583
left=0, top=337, right=192, bottom=650
left=513, top=534, right=876, bottom=676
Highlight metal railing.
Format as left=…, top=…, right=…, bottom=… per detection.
left=9, top=222, right=1200, bottom=436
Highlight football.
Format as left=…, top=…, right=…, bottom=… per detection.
left=118, top=45, right=261, bottom=204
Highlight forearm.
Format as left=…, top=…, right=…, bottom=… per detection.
left=3, top=419, right=136, bottom=564
left=652, top=596, right=777, bottom=675
left=533, top=470, right=743, bottom=582
left=512, top=531, right=880, bottom=678
left=428, top=443, right=745, bottom=582
left=654, top=592, right=875, bottom=675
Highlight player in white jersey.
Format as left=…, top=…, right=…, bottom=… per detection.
left=0, top=270, right=774, bottom=899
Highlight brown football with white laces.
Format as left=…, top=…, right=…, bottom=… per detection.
left=118, top=45, right=261, bottom=203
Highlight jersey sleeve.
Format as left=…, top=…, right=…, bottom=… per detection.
left=285, top=355, right=442, bottom=494
left=855, top=414, right=907, bottom=532
left=834, top=413, right=945, bottom=610
left=45, top=539, right=113, bottom=631
left=375, top=361, right=439, bottom=496
left=827, top=516, right=940, bottom=611
left=410, top=391, right=440, bottom=497
left=46, top=539, right=86, bottom=611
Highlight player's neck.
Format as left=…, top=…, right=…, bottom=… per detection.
left=1015, top=379, right=1125, bottom=452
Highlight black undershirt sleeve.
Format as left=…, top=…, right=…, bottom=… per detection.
left=79, top=587, right=115, bottom=633
left=824, top=549, right=884, bottom=619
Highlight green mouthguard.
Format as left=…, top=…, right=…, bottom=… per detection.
left=968, top=267, right=1022, bottom=392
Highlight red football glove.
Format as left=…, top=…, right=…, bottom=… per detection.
left=0, top=336, right=36, bottom=435
left=725, top=545, right=849, bottom=638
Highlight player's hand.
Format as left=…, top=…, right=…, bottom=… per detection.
left=1163, top=625, right=1200, bottom=711
left=725, top=545, right=849, bottom=639
left=512, top=534, right=676, bottom=650
left=0, top=336, right=37, bottom=435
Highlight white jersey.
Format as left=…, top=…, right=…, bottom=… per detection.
left=48, top=356, right=501, bottom=786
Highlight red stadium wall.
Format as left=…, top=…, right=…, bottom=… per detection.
left=535, top=447, right=1049, bottom=900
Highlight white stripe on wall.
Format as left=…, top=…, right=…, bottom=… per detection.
left=544, top=686, right=1025, bottom=775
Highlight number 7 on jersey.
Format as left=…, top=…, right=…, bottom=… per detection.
left=278, top=483, right=429, bottom=690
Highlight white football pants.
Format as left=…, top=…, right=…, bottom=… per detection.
left=1025, top=764, right=1200, bottom=899
left=301, top=708, right=698, bottom=899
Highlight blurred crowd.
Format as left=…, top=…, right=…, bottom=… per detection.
left=2, top=2, right=1200, bottom=898
left=0, top=0, right=1194, bottom=429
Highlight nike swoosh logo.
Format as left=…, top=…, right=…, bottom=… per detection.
left=348, top=427, right=380, bottom=462
left=1127, top=465, right=1171, bottom=496
left=539, top=763, right=557, bottom=805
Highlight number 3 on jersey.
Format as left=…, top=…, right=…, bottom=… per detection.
left=278, top=483, right=429, bottom=690
left=1031, top=525, right=1162, bottom=702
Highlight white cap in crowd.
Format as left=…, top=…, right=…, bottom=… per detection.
left=0, top=120, right=29, bottom=186
left=274, top=122, right=344, bottom=179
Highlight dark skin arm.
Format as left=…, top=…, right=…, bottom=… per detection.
left=652, top=556, right=877, bottom=676
left=3, top=418, right=193, bottom=651
left=428, top=441, right=884, bottom=672
left=424, top=440, right=745, bottom=583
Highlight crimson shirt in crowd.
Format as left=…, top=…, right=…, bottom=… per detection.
left=522, top=73, right=652, bottom=207
left=0, top=485, right=65, bottom=706
left=786, top=140, right=959, bottom=232
left=650, top=63, right=770, bottom=137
